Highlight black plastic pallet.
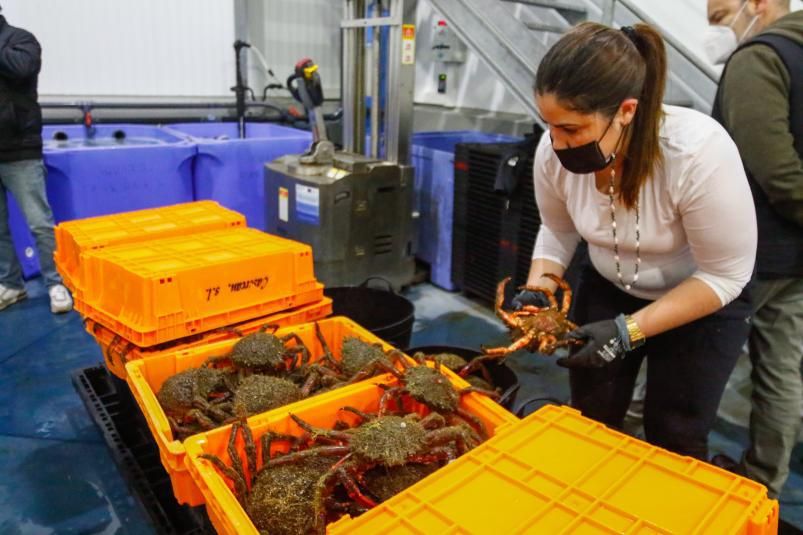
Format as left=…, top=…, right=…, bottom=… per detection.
left=72, top=365, right=214, bottom=535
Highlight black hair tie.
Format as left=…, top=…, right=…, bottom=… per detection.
left=621, top=26, right=639, bottom=45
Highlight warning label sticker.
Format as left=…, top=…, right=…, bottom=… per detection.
left=295, top=184, right=320, bottom=225
left=402, top=24, right=416, bottom=65
left=279, top=187, right=288, bottom=222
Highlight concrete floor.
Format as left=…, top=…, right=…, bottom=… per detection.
left=0, top=278, right=801, bottom=533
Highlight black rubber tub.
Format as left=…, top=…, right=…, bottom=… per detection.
left=405, top=345, right=520, bottom=410
left=324, top=277, right=415, bottom=350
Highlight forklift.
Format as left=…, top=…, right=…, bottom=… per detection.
left=264, top=0, right=417, bottom=291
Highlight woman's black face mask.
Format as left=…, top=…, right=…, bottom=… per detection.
left=551, top=115, right=618, bottom=174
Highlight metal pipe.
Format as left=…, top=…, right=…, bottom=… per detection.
left=370, top=0, right=381, bottom=158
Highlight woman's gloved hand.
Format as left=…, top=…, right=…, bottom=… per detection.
left=556, top=314, right=642, bottom=368
left=511, top=290, right=551, bottom=310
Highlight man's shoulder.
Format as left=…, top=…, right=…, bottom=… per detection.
left=0, top=20, right=38, bottom=45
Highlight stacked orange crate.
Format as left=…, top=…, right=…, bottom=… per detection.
left=56, top=202, right=331, bottom=379
left=54, top=200, right=245, bottom=295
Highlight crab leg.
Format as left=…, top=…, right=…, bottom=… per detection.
left=226, top=422, right=250, bottom=495
left=458, top=332, right=536, bottom=377
left=199, top=453, right=248, bottom=505
left=541, top=273, right=573, bottom=314
left=494, top=277, right=520, bottom=330
left=337, top=465, right=378, bottom=508
left=266, top=445, right=351, bottom=468
left=339, top=406, right=376, bottom=422
left=313, top=321, right=340, bottom=369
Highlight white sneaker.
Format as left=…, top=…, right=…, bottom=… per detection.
left=0, top=284, right=27, bottom=311
left=49, top=284, right=73, bottom=314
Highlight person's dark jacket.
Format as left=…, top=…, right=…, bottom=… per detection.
left=713, top=10, right=803, bottom=279
left=0, top=15, right=43, bottom=162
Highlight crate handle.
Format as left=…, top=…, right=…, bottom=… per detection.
left=514, top=394, right=565, bottom=418
left=497, top=382, right=521, bottom=409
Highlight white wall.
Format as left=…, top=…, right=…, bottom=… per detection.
left=1, top=0, right=236, bottom=98
left=244, top=0, right=342, bottom=99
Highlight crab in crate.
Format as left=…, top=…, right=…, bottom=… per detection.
left=268, top=410, right=482, bottom=533
left=417, top=352, right=496, bottom=392
left=199, top=419, right=354, bottom=535
left=460, top=274, right=583, bottom=376
left=345, top=351, right=498, bottom=438
left=204, top=324, right=312, bottom=377
left=156, top=366, right=235, bottom=439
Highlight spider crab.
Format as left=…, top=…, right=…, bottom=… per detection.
left=461, top=274, right=582, bottom=376
left=270, top=410, right=480, bottom=533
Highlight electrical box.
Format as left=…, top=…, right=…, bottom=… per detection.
left=431, top=19, right=466, bottom=63
left=265, top=152, right=415, bottom=291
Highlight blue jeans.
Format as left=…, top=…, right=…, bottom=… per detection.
left=0, top=159, right=62, bottom=289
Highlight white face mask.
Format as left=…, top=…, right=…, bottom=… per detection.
left=703, top=2, right=759, bottom=65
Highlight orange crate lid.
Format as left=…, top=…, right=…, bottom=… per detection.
left=87, top=297, right=332, bottom=379
left=328, top=404, right=779, bottom=535
left=126, top=316, right=515, bottom=506
left=54, top=200, right=245, bottom=293
left=77, top=228, right=322, bottom=346
left=183, top=360, right=517, bottom=534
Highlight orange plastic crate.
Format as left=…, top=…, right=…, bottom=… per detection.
left=75, top=228, right=322, bottom=347
left=87, top=297, right=332, bottom=379
left=54, top=200, right=245, bottom=293
left=183, top=365, right=516, bottom=534
left=327, top=404, right=779, bottom=535
left=128, top=316, right=505, bottom=505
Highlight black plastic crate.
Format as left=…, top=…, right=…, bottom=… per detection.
left=72, top=365, right=214, bottom=535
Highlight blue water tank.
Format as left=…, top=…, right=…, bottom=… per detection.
left=5, top=124, right=195, bottom=280
left=411, top=131, right=521, bottom=290
left=42, top=124, right=195, bottom=222
left=164, top=122, right=312, bottom=230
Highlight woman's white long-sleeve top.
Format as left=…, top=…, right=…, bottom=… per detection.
left=532, top=105, right=757, bottom=305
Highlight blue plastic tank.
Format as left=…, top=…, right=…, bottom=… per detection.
left=411, top=131, right=521, bottom=290
left=6, top=124, right=195, bottom=280
left=42, top=124, right=195, bottom=222
left=163, top=122, right=312, bottom=230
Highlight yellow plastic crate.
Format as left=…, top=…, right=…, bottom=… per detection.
left=75, top=228, right=322, bottom=347
left=183, top=365, right=517, bottom=534
left=127, top=316, right=502, bottom=506
left=54, top=200, right=245, bottom=293
left=87, top=297, right=332, bottom=379
left=328, top=404, right=778, bottom=534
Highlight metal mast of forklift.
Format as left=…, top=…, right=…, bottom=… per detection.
left=341, top=0, right=417, bottom=165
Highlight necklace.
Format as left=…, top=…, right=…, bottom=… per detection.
left=608, top=166, right=640, bottom=290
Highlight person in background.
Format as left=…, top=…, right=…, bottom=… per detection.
left=514, top=21, right=756, bottom=460
left=705, top=0, right=803, bottom=499
left=0, top=6, right=72, bottom=313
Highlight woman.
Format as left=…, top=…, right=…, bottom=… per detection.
left=519, top=22, right=757, bottom=460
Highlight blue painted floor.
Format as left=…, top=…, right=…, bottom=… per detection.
left=0, top=277, right=801, bottom=533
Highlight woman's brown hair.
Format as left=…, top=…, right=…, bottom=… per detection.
left=534, top=22, right=667, bottom=209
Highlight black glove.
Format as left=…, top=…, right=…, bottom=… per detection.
left=556, top=315, right=633, bottom=369
left=511, top=290, right=551, bottom=310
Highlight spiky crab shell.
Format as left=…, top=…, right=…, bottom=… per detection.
left=230, top=332, right=288, bottom=369
left=351, top=416, right=427, bottom=466
left=232, top=375, right=303, bottom=415
left=404, top=366, right=459, bottom=413
left=157, top=367, right=226, bottom=416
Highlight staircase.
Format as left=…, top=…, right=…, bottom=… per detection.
left=426, top=0, right=720, bottom=126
